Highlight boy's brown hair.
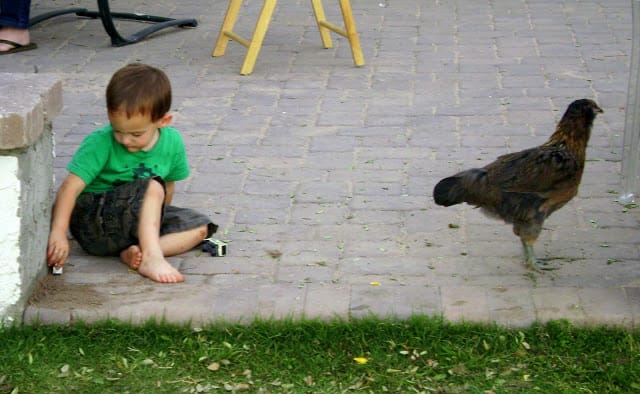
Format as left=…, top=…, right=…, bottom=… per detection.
left=106, top=63, right=172, bottom=122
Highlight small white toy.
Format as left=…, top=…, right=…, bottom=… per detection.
left=52, top=266, right=63, bottom=275
left=202, top=238, right=227, bottom=257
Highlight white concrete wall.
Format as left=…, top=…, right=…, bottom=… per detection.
left=0, top=157, right=22, bottom=323
left=0, top=73, right=61, bottom=324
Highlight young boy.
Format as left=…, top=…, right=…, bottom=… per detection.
left=46, top=63, right=217, bottom=283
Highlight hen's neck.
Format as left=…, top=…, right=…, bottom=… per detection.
left=545, top=116, right=593, bottom=157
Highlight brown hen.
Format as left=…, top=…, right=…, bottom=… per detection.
left=433, top=99, right=603, bottom=271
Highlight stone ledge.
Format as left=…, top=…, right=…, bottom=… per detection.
left=0, top=73, right=62, bottom=150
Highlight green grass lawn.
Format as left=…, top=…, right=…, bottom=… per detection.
left=1, top=317, right=638, bottom=393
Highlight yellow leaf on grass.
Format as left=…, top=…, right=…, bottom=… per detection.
left=353, top=357, right=368, bottom=364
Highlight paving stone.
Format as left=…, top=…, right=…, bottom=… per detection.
left=256, top=284, right=307, bottom=319
left=577, top=288, right=633, bottom=327
left=23, top=306, right=71, bottom=325
left=440, top=286, right=491, bottom=323
left=350, top=284, right=441, bottom=319
left=531, top=287, right=586, bottom=323
left=624, top=287, right=640, bottom=326
left=304, top=284, right=351, bottom=319
left=295, top=183, right=352, bottom=203
left=486, top=287, right=537, bottom=327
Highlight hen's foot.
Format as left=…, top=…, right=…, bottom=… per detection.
left=527, top=257, right=559, bottom=272
left=521, top=241, right=559, bottom=272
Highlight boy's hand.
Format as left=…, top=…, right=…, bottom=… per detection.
left=46, top=173, right=86, bottom=269
left=47, top=231, right=69, bottom=268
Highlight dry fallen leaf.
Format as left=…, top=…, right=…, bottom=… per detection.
left=207, top=362, right=220, bottom=371
left=304, top=375, right=314, bottom=386
left=232, top=383, right=251, bottom=391
left=58, top=364, right=70, bottom=378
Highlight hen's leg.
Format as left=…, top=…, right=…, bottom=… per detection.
left=521, top=239, right=542, bottom=271
left=515, top=222, right=556, bottom=272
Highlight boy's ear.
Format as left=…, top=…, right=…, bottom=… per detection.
left=157, top=113, right=173, bottom=128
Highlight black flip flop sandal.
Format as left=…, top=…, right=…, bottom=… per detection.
left=0, top=39, right=37, bottom=55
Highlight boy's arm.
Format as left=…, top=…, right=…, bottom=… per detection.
left=165, top=181, right=175, bottom=205
left=47, top=173, right=86, bottom=268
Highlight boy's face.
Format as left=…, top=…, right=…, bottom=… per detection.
left=109, top=110, right=172, bottom=153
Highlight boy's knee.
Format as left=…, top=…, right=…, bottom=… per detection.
left=146, top=178, right=165, bottom=199
left=197, top=224, right=208, bottom=239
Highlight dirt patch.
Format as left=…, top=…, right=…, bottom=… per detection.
left=28, top=275, right=104, bottom=308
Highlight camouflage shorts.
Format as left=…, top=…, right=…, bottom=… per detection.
left=70, top=177, right=217, bottom=256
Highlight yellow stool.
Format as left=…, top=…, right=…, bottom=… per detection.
left=212, top=0, right=365, bottom=75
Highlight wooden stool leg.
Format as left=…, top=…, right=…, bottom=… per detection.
left=240, top=0, right=277, bottom=75
left=311, top=0, right=333, bottom=48
left=212, top=0, right=243, bottom=57
left=338, top=0, right=365, bottom=66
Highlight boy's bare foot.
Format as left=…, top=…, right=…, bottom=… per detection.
left=120, top=245, right=143, bottom=269
left=138, top=255, right=185, bottom=283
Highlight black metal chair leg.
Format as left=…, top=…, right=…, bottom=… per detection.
left=29, top=1, right=197, bottom=47
left=77, top=0, right=197, bottom=47
left=28, top=8, right=89, bottom=27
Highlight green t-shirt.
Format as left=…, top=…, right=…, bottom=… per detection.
left=67, top=125, right=190, bottom=194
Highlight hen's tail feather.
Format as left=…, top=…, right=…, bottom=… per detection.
left=433, top=168, right=487, bottom=207
left=433, top=176, right=462, bottom=206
